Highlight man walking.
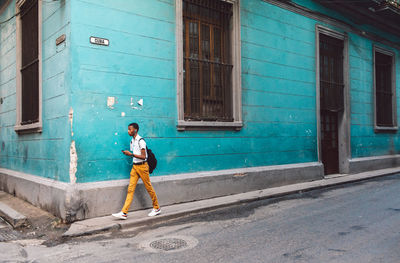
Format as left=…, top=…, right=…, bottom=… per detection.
left=112, top=123, right=161, bottom=219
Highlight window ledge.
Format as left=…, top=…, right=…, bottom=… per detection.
left=374, top=125, right=398, bottom=133
left=177, top=120, right=243, bottom=131
left=14, top=122, right=42, bottom=134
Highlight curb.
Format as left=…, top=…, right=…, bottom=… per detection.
left=0, top=202, right=28, bottom=228
left=62, top=167, right=400, bottom=238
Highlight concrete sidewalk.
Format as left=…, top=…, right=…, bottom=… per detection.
left=63, top=167, right=400, bottom=237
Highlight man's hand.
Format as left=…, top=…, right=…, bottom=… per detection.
left=122, top=150, right=132, bottom=156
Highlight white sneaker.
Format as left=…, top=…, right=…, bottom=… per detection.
left=112, top=211, right=127, bottom=220
left=148, top=208, right=161, bottom=217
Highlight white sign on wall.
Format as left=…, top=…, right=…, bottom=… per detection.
left=90, top=36, right=109, bottom=46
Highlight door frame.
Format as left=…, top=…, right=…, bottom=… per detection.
left=315, top=25, right=351, bottom=175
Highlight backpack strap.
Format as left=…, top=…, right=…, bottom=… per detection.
left=138, top=138, right=147, bottom=161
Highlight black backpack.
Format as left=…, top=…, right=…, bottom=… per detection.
left=139, top=138, right=157, bottom=174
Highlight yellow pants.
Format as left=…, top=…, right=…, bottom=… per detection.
left=122, top=162, right=160, bottom=214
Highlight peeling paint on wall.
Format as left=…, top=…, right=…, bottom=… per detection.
left=69, top=107, right=74, bottom=137
left=130, top=97, right=143, bottom=110
left=107, top=96, right=116, bottom=109
left=69, top=141, right=78, bottom=184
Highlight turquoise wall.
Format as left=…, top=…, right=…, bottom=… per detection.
left=69, top=0, right=318, bottom=183
left=289, top=0, right=400, bottom=157
left=1, top=0, right=399, bottom=184
left=69, top=0, right=399, bottom=183
left=349, top=35, right=400, bottom=157
left=0, top=0, right=71, bottom=182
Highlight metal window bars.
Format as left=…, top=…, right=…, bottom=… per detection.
left=183, top=0, right=233, bottom=122
left=319, top=34, right=344, bottom=113
left=20, top=0, right=39, bottom=125
left=375, top=51, right=394, bottom=127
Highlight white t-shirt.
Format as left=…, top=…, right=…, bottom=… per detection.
left=130, top=135, right=147, bottom=163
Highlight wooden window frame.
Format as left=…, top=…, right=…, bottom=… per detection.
left=14, top=0, right=42, bottom=133
left=373, top=45, right=397, bottom=132
left=176, top=0, right=242, bottom=131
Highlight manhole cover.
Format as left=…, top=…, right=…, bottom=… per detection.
left=140, top=235, right=198, bottom=253
left=150, top=238, right=188, bottom=251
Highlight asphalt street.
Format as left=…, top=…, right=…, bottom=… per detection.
left=1, top=174, right=400, bottom=262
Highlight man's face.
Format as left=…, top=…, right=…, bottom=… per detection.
left=128, top=126, right=136, bottom=136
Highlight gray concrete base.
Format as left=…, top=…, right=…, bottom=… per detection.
left=0, top=162, right=323, bottom=222
left=349, top=155, right=400, bottom=174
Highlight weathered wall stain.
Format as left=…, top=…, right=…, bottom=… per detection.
left=107, top=96, right=116, bottom=109
left=23, top=146, right=28, bottom=164
left=69, top=107, right=74, bottom=137
left=69, top=141, right=77, bottom=184
left=64, top=186, right=88, bottom=223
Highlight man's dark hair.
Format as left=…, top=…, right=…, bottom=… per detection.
left=128, top=122, right=139, bottom=131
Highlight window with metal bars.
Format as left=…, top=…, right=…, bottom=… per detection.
left=319, top=34, right=344, bottom=113
left=20, top=0, right=39, bottom=125
left=182, top=0, right=233, bottom=121
left=375, top=50, right=396, bottom=128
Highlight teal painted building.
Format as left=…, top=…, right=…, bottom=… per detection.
left=0, top=0, right=399, bottom=221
